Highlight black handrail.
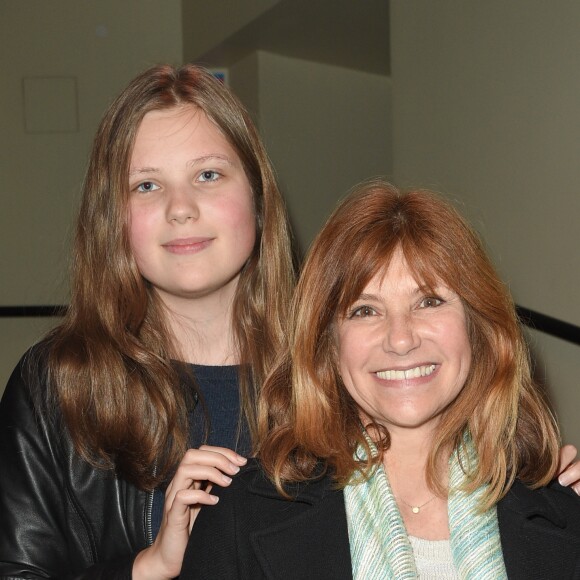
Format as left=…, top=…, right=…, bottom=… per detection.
left=0, top=305, right=68, bottom=317
left=1, top=304, right=579, bottom=346
left=515, top=306, right=580, bottom=346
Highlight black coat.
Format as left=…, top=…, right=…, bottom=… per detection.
left=182, top=459, right=580, bottom=579
left=0, top=347, right=145, bottom=579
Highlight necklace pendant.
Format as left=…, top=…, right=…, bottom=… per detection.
left=412, top=506, right=420, bottom=514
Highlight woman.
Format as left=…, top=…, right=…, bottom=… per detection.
left=0, top=64, right=295, bottom=579
left=182, top=180, right=580, bottom=579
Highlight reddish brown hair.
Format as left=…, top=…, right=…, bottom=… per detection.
left=258, top=179, right=559, bottom=506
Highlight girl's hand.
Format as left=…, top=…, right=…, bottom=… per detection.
left=132, top=445, right=247, bottom=580
left=558, top=444, right=580, bottom=495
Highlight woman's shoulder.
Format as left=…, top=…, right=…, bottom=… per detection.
left=223, top=458, right=336, bottom=504
left=498, top=479, right=580, bottom=577
left=537, top=479, right=580, bottom=521
left=512, top=478, right=580, bottom=504
left=499, top=479, right=580, bottom=536
left=197, top=457, right=338, bottom=544
left=219, top=458, right=270, bottom=496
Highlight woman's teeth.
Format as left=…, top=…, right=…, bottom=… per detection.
left=376, top=364, right=436, bottom=381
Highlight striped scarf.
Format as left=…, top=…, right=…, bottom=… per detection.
left=343, top=437, right=507, bottom=579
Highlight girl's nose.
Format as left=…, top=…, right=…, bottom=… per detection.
left=166, top=188, right=199, bottom=224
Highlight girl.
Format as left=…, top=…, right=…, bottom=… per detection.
left=0, top=64, right=294, bottom=579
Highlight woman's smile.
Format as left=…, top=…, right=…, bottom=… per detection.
left=375, top=363, right=437, bottom=381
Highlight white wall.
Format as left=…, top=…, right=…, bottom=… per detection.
left=390, top=0, right=580, bottom=444
left=231, top=51, right=392, bottom=254
left=0, top=0, right=183, bottom=393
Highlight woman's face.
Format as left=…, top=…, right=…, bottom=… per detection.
left=336, top=249, right=472, bottom=437
left=128, top=105, right=256, bottom=309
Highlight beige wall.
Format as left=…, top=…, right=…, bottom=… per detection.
left=0, top=0, right=183, bottom=392
left=390, top=0, right=580, bottom=444
left=231, top=50, right=392, bottom=254
left=182, top=0, right=279, bottom=62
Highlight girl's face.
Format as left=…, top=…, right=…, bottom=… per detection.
left=128, top=105, right=256, bottom=309
left=336, top=249, right=472, bottom=438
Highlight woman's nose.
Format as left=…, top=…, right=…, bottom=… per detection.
left=382, top=313, right=420, bottom=355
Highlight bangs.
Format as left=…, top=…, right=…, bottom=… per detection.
left=333, top=233, right=399, bottom=318
left=400, top=237, right=464, bottom=300
left=334, top=228, right=463, bottom=318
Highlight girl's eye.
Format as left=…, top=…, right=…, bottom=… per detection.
left=350, top=305, right=377, bottom=318
left=198, top=170, right=220, bottom=182
left=419, top=296, right=443, bottom=308
left=136, top=181, right=159, bottom=193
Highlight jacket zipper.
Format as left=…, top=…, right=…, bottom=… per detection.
left=145, top=462, right=157, bottom=546
left=144, top=383, right=196, bottom=546
left=145, top=488, right=154, bottom=546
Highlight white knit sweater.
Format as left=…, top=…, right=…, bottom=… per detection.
left=409, top=535, right=459, bottom=579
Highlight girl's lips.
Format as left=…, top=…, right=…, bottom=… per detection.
left=162, top=237, right=214, bottom=254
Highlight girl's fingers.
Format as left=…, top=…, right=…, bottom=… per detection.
left=198, top=444, right=247, bottom=465
left=178, top=447, right=246, bottom=475
left=164, top=465, right=234, bottom=508
left=163, top=446, right=246, bottom=508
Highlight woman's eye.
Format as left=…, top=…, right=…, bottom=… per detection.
left=135, top=181, right=159, bottom=193
left=198, top=170, right=220, bottom=182
left=420, top=296, right=443, bottom=308
left=350, top=305, right=377, bottom=318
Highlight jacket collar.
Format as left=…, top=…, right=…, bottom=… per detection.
left=499, top=479, right=567, bottom=527
left=246, top=462, right=333, bottom=504
left=498, top=480, right=580, bottom=580
left=247, top=465, right=353, bottom=580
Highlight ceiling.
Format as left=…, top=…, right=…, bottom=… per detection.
left=193, top=0, right=390, bottom=76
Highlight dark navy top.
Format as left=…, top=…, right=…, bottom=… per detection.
left=150, top=364, right=251, bottom=539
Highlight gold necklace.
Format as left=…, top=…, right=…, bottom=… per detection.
left=398, top=495, right=437, bottom=514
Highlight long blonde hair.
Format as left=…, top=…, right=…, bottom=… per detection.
left=258, top=179, right=559, bottom=507
left=46, top=64, right=295, bottom=489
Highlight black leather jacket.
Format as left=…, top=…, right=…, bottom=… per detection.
left=0, top=347, right=151, bottom=579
